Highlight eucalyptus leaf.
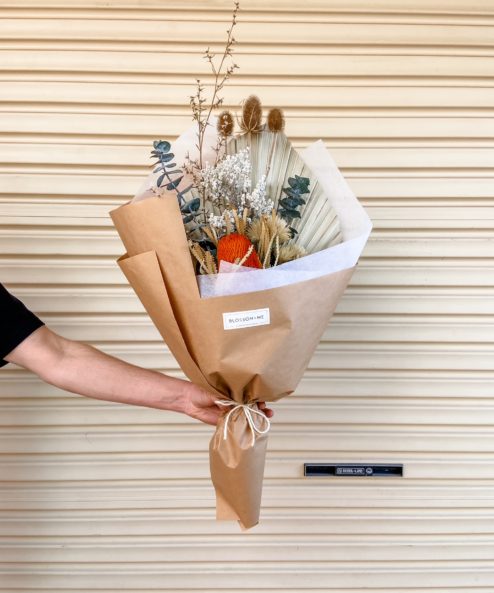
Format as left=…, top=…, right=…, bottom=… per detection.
left=279, top=197, right=302, bottom=210
left=279, top=208, right=301, bottom=221
left=151, top=138, right=192, bottom=209
left=153, top=140, right=171, bottom=152
left=278, top=175, right=309, bottom=224
left=282, top=188, right=302, bottom=199
left=166, top=177, right=183, bottom=191
left=181, top=198, right=201, bottom=213
left=160, top=153, right=175, bottom=164
left=294, top=174, right=310, bottom=186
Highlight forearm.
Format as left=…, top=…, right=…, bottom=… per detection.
left=7, top=327, right=190, bottom=413
left=52, top=339, right=189, bottom=411
left=5, top=326, right=267, bottom=426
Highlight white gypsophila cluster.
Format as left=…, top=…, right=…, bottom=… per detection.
left=208, top=213, right=226, bottom=230
left=208, top=210, right=235, bottom=231
left=201, top=148, right=274, bottom=223
left=248, top=174, right=273, bottom=216
left=201, top=147, right=252, bottom=210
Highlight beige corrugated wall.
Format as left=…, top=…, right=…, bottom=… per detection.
left=1, top=0, right=494, bottom=590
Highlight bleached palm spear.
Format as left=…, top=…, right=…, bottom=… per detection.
left=227, top=104, right=342, bottom=254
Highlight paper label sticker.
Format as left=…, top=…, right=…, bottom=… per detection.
left=223, top=308, right=270, bottom=330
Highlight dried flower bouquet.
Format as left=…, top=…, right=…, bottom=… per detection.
left=110, top=2, right=372, bottom=528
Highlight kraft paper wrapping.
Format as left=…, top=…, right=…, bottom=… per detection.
left=111, top=195, right=355, bottom=529
left=110, top=140, right=371, bottom=529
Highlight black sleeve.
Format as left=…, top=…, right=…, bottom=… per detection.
left=0, top=283, right=44, bottom=367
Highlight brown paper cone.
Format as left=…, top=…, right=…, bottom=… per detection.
left=111, top=195, right=355, bottom=528
left=210, top=407, right=269, bottom=529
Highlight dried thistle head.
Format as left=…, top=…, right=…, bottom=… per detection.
left=241, top=95, right=263, bottom=133
left=267, top=107, right=285, bottom=132
left=278, top=242, right=306, bottom=265
left=217, top=110, right=234, bottom=137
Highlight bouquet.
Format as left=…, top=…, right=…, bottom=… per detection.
left=110, top=3, right=371, bottom=529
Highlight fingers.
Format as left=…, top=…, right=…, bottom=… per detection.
left=196, top=404, right=223, bottom=426
left=201, top=412, right=222, bottom=426
left=257, top=401, right=274, bottom=418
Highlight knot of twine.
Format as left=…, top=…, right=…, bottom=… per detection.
left=215, top=400, right=271, bottom=446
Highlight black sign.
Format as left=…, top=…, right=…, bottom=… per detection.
left=304, top=463, right=403, bottom=477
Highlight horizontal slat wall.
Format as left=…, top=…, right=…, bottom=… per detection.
left=1, top=1, right=494, bottom=591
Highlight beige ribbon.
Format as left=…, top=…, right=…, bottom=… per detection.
left=215, top=400, right=271, bottom=446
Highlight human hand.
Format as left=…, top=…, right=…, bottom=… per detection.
left=181, top=384, right=274, bottom=426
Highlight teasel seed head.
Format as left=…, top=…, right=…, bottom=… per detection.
left=217, top=110, right=234, bottom=137
left=267, top=107, right=285, bottom=132
left=240, top=95, right=263, bottom=133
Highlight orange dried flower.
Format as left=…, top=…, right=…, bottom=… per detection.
left=217, top=233, right=262, bottom=269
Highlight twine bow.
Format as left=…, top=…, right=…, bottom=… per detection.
left=215, top=400, right=271, bottom=446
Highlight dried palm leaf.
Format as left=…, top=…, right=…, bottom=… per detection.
left=227, top=130, right=342, bottom=253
